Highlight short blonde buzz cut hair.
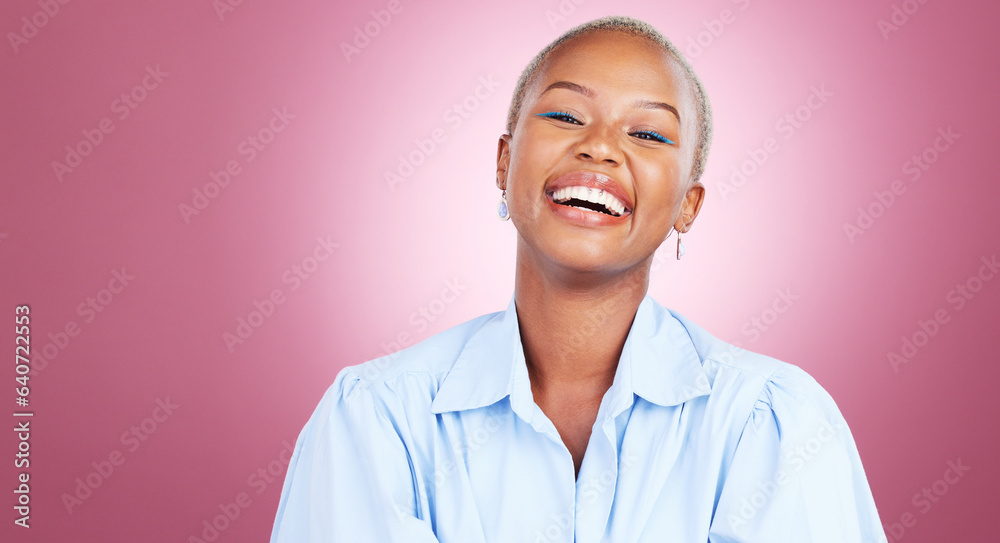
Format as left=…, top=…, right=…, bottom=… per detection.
left=505, top=15, right=714, bottom=183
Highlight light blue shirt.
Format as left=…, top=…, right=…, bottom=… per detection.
left=270, top=294, right=887, bottom=542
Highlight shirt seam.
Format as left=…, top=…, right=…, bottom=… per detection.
left=731, top=364, right=784, bottom=448
left=704, top=355, right=783, bottom=381
left=354, top=367, right=451, bottom=387
left=359, top=377, right=425, bottom=521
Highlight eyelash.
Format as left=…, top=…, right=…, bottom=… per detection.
left=535, top=111, right=676, bottom=145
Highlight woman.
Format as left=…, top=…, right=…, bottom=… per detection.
left=270, top=15, right=886, bottom=542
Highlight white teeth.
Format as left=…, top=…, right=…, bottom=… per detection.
left=552, top=185, right=627, bottom=216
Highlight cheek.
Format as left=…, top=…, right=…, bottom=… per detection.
left=504, top=149, right=538, bottom=220
left=507, top=132, right=557, bottom=197
left=636, top=161, right=684, bottom=211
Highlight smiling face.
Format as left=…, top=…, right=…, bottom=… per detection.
left=497, top=30, right=706, bottom=276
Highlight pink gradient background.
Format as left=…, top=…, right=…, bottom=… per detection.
left=2, top=0, right=998, bottom=540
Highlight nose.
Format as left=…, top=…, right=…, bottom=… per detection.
left=574, top=123, right=624, bottom=166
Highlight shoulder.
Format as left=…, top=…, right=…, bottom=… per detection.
left=346, top=309, right=501, bottom=384
left=313, top=308, right=503, bottom=414
left=667, top=306, right=845, bottom=430
left=675, top=317, right=887, bottom=541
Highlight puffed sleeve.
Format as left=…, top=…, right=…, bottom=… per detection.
left=270, top=368, right=441, bottom=542
left=708, top=364, right=887, bottom=543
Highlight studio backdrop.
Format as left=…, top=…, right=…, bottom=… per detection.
left=1, top=0, right=998, bottom=541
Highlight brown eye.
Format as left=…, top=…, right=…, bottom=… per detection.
left=535, top=111, right=582, bottom=124
left=630, top=130, right=674, bottom=144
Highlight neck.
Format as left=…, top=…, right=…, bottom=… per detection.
left=512, top=237, right=651, bottom=401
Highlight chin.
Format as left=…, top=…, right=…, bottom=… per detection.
left=534, top=234, right=635, bottom=275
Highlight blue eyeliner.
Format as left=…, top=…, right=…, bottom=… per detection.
left=637, top=130, right=675, bottom=145
left=535, top=111, right=675, bottom=144
left=535, top=111, right=577, bottom=121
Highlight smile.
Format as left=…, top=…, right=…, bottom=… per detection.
left=550, top=186, right=628, bottom=217
left=543, top=170, right=634, bottom=227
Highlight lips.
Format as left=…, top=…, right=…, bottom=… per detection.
left=544, top=170, right=633, bottom=223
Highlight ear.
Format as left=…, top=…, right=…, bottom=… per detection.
left=496, top=133, right=512, bottom=190
left=674, top=181, right=706, bottom=233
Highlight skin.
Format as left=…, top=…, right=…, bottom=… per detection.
left=495, top=30, right=706, bottom=479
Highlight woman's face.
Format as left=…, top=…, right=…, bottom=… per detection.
left=498, top=31, right=705, bottom=275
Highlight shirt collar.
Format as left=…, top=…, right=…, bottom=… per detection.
left=429, top=292, right=712, bottom=416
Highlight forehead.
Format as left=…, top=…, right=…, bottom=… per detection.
left=531, top=31, right=691, bottom=109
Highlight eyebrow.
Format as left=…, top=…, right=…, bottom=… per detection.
left=539, top=80, right=681, bottom=123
